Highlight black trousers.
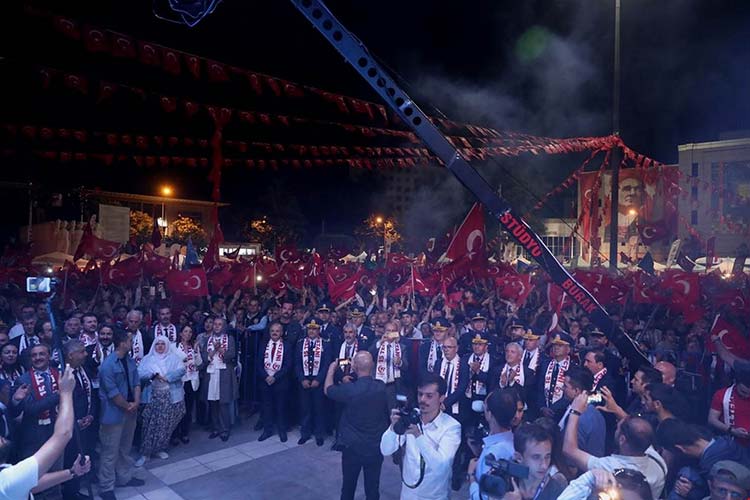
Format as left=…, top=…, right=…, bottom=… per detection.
left=341, top=448, right=383, bottom=500
left=62, top=425, right=95, bottom=500
left=173, top=381, right=197, bottom=439
left=260, top=380, right=288, bottom=433
left=299, top=383, right=326, bottom=439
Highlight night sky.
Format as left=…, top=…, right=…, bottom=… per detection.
left=1, top=0, right=749, bottom=246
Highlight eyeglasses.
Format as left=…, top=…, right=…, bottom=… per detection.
left=713, top=486, right=745, bottom=499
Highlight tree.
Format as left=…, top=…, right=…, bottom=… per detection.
left=130, top=210, right=154, bottom=245
left=355, top=214, right=402, bottom=248
left=243, top=216, right=303, bottom=248
left=170, top=216, right=208, bottom=249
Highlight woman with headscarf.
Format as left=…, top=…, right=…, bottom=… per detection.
left=0, top=343, right=24, bottom=383
left=136, top=335, right=186, bottom=462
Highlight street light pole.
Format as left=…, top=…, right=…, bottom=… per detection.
left=608, top=0, right=622, bottom=271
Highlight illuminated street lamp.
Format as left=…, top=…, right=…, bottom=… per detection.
left=159, top=185, right=173, bottom=236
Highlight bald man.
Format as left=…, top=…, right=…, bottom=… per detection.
left=655, top=361, right=677, bottom=387
left=325, top=352, right=389, bottom=500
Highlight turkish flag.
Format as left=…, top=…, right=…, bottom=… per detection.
left=227, top=263, right=256, bottom=292
left=445, top=203, right=485, bottom=262
left=207, top=264, right=234, bottom=293
left=203, top=224, right=224, bottom=272
left=275, top=245, right=300, bottom=265
left=638, top=221, right=669, bottom=245
left=714, top=289, right=750, bottom=315
left=386, top=253, right=414, bottom=269
left=440, top=255, right=473, bottom=287
left=632, top=270, right=663, bottom=304
left=142, top=250, right=171, bottom=279
left=73, top=224, right=122, bottom=261
left=710, top=314, right=750, bottom=360
left=102, top=256, right=142, bottom=286
left=304, top=252, right=324, bottom=287
left=166, top=268, right=209, bottom=297
left=495, top=274, right=533, bottom=306
left=328, top=268, right=363, bottom=303
left=661, top=270, right=700, bottom=310
left=390, top=266, right=433, bottom=297
left=547, top=283, right=567, bottom=332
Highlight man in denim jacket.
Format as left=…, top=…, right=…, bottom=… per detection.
left=97, top=329, right=143, bottom=500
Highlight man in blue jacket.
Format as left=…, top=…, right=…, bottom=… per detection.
left=97, top=329, right=143, bottom=500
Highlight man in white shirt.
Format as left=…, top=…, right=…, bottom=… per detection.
left=560, top=393, right=667, bottom=500
left=0, top=367, right=90, bottom=500
left=380, top=373, right=461, bottom=500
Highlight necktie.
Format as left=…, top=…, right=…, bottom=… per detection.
left=42, top=371, right=51, bottom=392
left=474, top=355, right=480, bottom=364
left=446, top=362, right=454, bottom=395
left=346, top=345, right=352, bottom=359
left=524, top=351, right=531, bottom=366
left=548, top=362, right=559, bottom=406
left=74, top=368, right=83, bottom=389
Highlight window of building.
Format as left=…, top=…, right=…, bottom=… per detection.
left=691, top=163, right=699, bottom=177
left=691, top=210, right=698, bottom=225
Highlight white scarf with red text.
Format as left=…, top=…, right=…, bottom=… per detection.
left=80, top=331, right=98, bottom=348
left=339, top=341, right=358, bottom=361
left=264, top=339, right=284, bottom=375
left=440, top=356, right=461, bottom=413
left=131, top=330, right=144, bottom=365
left=155, top=323, right=177, bottom=343
left=31, top=368, right=59, bottom=425
left=544, top=357, right=570, bottom=406
left=592, top=367, right=608, bottom=391
left=466, top=352, right=490, bottom=397
left=375, top=341, right=401, bottom=383
left=723, top=385, right=736, bottom=427
left=500, top=363, right=525, bottom=389
left=302, top=337, right=322, bottom=377
left=177, top=342, right=197, bottom=376
left=206, top=334, right=229, bottom=362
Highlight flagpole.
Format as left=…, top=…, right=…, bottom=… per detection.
left=409, top=263, right=416, bottom=307
left=253, top=262, right=257, bottom=296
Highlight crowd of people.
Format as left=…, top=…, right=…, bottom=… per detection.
left=0, top=263, right=748, bottom=500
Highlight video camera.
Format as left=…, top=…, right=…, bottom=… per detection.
left=478, top=454, right=529, bottom=497
left=393, top=394, right=421, bottom=435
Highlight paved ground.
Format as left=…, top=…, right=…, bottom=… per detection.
left=91, top=413, right=469, bottom=500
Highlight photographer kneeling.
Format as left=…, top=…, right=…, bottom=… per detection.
left=380, top=373, right=461, bottom=500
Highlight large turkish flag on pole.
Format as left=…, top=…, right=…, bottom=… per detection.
left=445, top=203, right=485, bottom=261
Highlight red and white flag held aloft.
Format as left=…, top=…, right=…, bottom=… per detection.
left=445, top=203, right=485, bottom=261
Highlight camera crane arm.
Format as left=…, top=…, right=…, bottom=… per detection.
left=288, top=0, right=649, bottom=370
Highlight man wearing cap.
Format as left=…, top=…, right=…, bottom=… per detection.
left=459, top=311, right=489, bottom=358
left=419, top=318, right=449, bottom=375
left=538, top=333, right=574, bottom=422
left=295, top=319, right=333, bottom=446
left=506, top=320, right=526, bottom=344
left=349, top=306, right=373, bottom=350
left=521, top=329, right=543, bottom=375
left=317, top=302, right=342, bottom=347
left=369, top=321, right=408, bottom=410
left=462, top=332, right=497, bottom=428
left=398, top=310, right=420, bottom=339
left=704, top=460, right=750, bottom=500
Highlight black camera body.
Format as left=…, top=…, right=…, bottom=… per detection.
left=478, top=454, right=529, bottom=497
left=393, top=406, right=421, bottom=435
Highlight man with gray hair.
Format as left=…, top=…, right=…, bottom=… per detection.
left=62, top=340, right=95, bottom=500
left=325, top=351, right=389, bottom=500
left=125, top=310, right=151, bottom=366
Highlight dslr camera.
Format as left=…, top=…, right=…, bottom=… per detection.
left=393, top=394, right=421, bottom=435
left=478, top=454, right=529, bottom=497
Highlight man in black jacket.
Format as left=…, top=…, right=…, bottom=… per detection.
left=257, top=322, right=293, bottom=442
left=295, top=320, right=332, bottom=446
left=325, top=351, right=389, bottom=500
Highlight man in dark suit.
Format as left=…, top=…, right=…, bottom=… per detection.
left=349, top=305, right=374, bottom=350
left=317, top=302, right=342, bottom=346
left=461, top=332, right=498, bottom=429
left=496, top=341, right=535, bottom=406
left=295, top=319, right=332, bottom=446
left=437, top=337, right=469, bottom=423
left=419, top=317, right=450, bottom=375
left=257, top=322, right=292, bottom=442
left=538, top=333, right=574, bottom=423
left=10, top=344, right=61, bottom=460
left=325, top=351, right=389, bottom=500
left=62, top=340, right=96, bottom=500
left=459, top=311, right=489, bottom=358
